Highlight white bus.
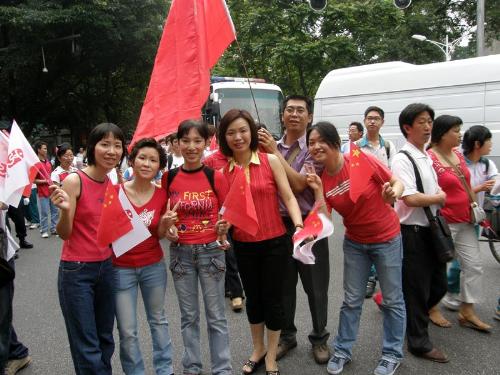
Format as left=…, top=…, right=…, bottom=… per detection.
left=314, top=55, right=500, bottom=159
left=202, top=77, right=283, bottom=137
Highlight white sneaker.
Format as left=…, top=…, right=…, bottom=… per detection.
left=441, top=293, right=460, bottom=311
left=29, top=223, right=39, bottom=229
left=41, top=232, right=49, bottom=238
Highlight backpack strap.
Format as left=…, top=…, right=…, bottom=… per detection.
left=385, top=143, right=391, bottom=161
left=165, top=165, right=218, bottom=201
left=167, top=154, right=173, bottom=170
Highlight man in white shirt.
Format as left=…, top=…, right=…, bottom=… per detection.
left=340, top=121, right=363, bottom=154
left=391, top=103, right=449, bottom=363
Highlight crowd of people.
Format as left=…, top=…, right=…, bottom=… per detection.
left=1, top=95, right=499, bottom=375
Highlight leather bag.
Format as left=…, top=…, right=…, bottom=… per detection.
left=400, top=151, right=454, bottom=263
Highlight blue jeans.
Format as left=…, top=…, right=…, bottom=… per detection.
left=58, top=258, right=115, bottom=375
left=333, top=235, right=406, bottom=361
left=38, top=196, right=58, bottom=233
left=170, top=241, right=232, bottom=375
left=114, top=261, right=173, bottom=375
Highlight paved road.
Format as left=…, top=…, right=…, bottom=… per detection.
left=10, top=215, right=500, bottom=374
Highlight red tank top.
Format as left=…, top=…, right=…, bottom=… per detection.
left=61, top=171, right=112, bottom=261
left=112, top=186, right=166, bottom=267
left=224, top=152, right=285, bottom=242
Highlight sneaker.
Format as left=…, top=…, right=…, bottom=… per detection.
left=50, top=230, right=58, bottom=236
left=41, top=232, right=49, bottom=238
left=441, top=293, right=460, bottom=311
left=312, top=343, right=330, bottom=364
left=29, top=223, right=39, bottom=229
left=373, top=358, right=400, bottom=375
left=276, top=340, right=297, bottom=361
left=327, top=354, right=350, bottom=374
left=366, top=279, right=377, bottom=298
left=495, top=305, right=500, bottom=321
left=6, top=355, right=32, bottom=375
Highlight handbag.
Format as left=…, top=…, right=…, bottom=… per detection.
left=400, top=151, right=454, bottom=263
left=434, top=149, right=486, bottom=224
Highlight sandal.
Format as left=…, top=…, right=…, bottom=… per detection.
left=242, top=354, right=266, bottom=374
left=266, top=371, right=280, bottom=375
left=429, top=307, right=452, bottom=328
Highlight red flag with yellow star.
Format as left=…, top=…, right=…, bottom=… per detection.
left=349, top=142, right=374, bottom=203
left=96, top=181, right=133, bottom=247
left=220, top=166, right=259, bottom=236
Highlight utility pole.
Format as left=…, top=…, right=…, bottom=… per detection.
left=477, top=0, right=485, bottom=56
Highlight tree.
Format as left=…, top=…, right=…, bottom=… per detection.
left=217, top=0, right=499, bottom=97
left=0, top=0, right=169, bottom=143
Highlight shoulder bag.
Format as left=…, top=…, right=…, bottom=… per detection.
left=400, top=151, right=454, bottom=263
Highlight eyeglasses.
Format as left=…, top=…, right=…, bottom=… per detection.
left=284, top=106, right=307, bottom=115
left=365, top=116, right=382, bottom=122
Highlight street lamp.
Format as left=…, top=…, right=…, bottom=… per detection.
left=412, top=26, right=477, bottom=61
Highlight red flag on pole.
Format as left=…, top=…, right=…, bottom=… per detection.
left=130, top=0, right=236, bottom=146
left=349, top=142, right=375, bottom=203
left=220, top=166, right=259, bottom=236
left=96, top=182, right=133, bottom=247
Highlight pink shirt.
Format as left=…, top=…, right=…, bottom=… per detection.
left=61, top=171, right=112, bottom=261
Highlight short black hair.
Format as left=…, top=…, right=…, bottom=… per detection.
left=54, top=143, right=73, bottom=168
left=364, top=106, right=384, bottom=119
left=398, top=103, right=435, bottom=138
left=177, top=119, right=210, bottom=141
left=462, top=125, right=492, bottom=156
left=282, top=95, right=313, bottom=114
left=218, top=109, right=258, bottom=157
left=34, top=140, right=47, bottom=153
left=306, top=122, right=341, bottom=150
left=86, top=123, right=126, bottom=166
left=129, top=138, right=167, bottom=170
left=349, top=121, right=363, bottom=134
left=431, top=115, right=463, bottom=145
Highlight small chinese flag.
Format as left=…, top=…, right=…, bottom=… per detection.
left=220, top=166, right=259, bottom=236
left=349, top=142, right=374, bottom=203
left=96, top=181, right=133, bottom=247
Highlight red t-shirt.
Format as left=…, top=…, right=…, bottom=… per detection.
left=112, top=186, right=167, bottom=268
left=322, top=154, right=400, bottom=244
left=36, top=159, right=52, bottom=197
left=428, top=149, right=471, bottom=223
left=162, top=166, right=228, bottom=244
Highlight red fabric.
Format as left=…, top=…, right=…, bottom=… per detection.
left=113, top=187, right=167, bottom=268
left=322, top=155, right=400, bottom=244
left=221, top=166, right=259, bottom=237
left=349, top=142, right=374, bottom=202
left=223, top=152, right=285, bottom=242
left=203, top=150, right=228, bottom=170
left=428, top=149, right=471, bottom=223
left=22, top=163, right=42, bottom=197
left=292, top=204, right=323, bottom=245
left=61, top=171, right=112, bottom=261
left=163, top=167, right=228, bottom=244
left=36, top=160, right=52, bottom=197
left=96, top=181, right=133, bottom=247
left=131, top=0, right=236, bottom=145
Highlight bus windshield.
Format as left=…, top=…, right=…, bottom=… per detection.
left=217, top=88, right=283, bottom=137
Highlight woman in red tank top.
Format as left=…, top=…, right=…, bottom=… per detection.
left=50, top=123, right=125, bottom=375
left=218, top=109, right=304, bottom=375
left=112, top=138, right=174, bottom=374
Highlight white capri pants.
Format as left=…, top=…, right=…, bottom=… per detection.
left=448, top=222, right=483, bottom=304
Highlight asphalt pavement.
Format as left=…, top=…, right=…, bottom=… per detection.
left=10, top=214, right=500, bottom=374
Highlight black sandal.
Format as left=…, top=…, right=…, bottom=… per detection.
left=242, top=354, right=266, bottom=374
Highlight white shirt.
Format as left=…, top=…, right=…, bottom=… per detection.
left=391, top=142, right=441, bottom=226
left=357, top=135, right=396, bottom=168
left=466, top=157, right=498, bottom=207
left=169, top=154, right=184, bottom=170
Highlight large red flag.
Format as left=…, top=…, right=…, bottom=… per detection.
left=96, top=182, right=133, bottom=247
left=131, top=0, right=236, bottom=146
left=220, top=166, right=259, bottom=236
left=349, top=142, right=375, bottom=203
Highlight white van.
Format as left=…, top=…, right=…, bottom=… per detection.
left=314, top=55, right=500, bottom=160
